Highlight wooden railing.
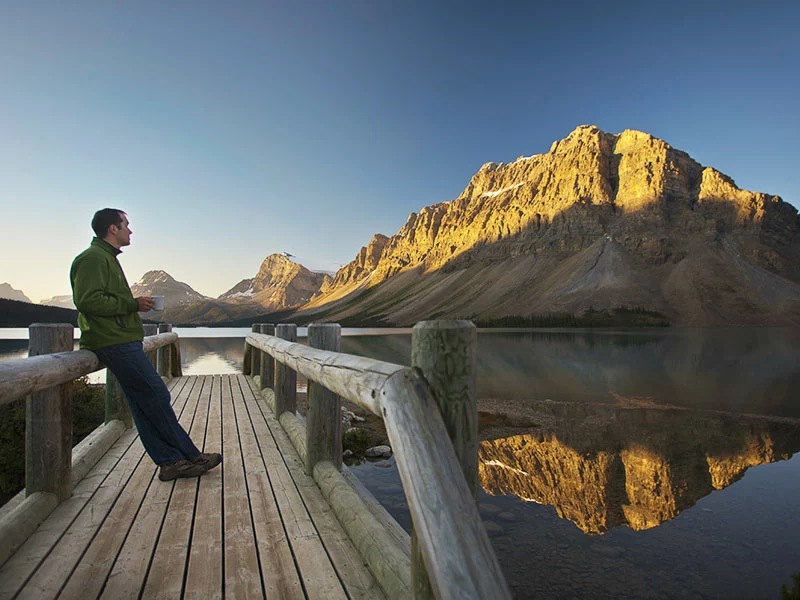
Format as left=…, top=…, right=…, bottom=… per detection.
left=0, top=323, right=182, bottom=565
left=244, top=321, right=511, bottom=600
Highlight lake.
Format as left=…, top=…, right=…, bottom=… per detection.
left=2, top=326, right=799, bottom=598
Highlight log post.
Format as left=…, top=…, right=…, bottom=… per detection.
left=258, top=323, right=275, bottom=390
left=105, top=369, right=133, bottom=428
left=409, top=320, right=478, bottom=599
left=142, top=324, right=157, bottom=369
left=250, top=323, right=262, bottom=378
left=170, top=342, right=183, bottom=377
left=26, top=323, right=73, bottom=501
left=157, top=323, right=172, bottom=377
left=305, top=323, right=342, bottom=475
left=242, top=341, right=252, bottom=375
left=274, top=324, right=297, bottom=416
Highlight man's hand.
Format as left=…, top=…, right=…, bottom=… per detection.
left=136, top=296, right=155, bottom=312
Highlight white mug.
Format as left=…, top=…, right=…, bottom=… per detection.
left=151, top=296, right=165, bottom=311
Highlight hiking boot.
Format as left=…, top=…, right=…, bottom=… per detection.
left=159, top=459, right=206, bottom=481
left=193, top=452, right=222, bottom=472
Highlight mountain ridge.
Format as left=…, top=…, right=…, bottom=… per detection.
left=296, top=125, right=800, bottom=326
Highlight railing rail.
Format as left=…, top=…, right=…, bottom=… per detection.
left=0, top=331, right=179, bottom=406
left=246, top=322, right=511, bottom=600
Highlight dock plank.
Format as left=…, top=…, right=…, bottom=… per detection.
left=232, top=375, right=305, bottom=600
left=12, top=377, right=190, bottom=600
left=242, top=376, right=386, bottom=599
left=2, top=374, right=387, bottom=600
left=221, top=374, right=263, bottom=599
left=100, top=376, right=203, bottom=599
left=142, top=375, right=209, bottom=600
left=240, top=379, right=347, bottom=599
left=184, top=375, right=224, bottom=599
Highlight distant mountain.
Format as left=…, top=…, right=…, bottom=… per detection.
left=297, top=125, right=800, bottom=326
left=130, top=270, right=208, bottom=308
left=161, top=255, right=329, bottom=325
left=0, top=283, right=32, bottom=303
left=40, top=295, right=76, bottom=310
left=218, top=254, right=330, bottom=311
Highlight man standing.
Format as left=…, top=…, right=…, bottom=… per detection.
left=71, top=208, right=221, bottom=481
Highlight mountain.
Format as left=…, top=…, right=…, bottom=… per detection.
left=162, top=254, right=330, bottom=325
left=0, top=283, right=32, bottom=303
left=479, top=401, right=800, bottom=535
left=218, top=254, right=330, bottom=311
left=130, top=270, right=208, bottom=308
left=40, top=295, right=76, bottom=310
left=299, top=125, right=800, bottom=326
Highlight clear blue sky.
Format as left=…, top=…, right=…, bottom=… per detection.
left=2, top=0, right=798, bottom=303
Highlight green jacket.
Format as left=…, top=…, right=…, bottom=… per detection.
left=70, top=238, right=143, bottom=350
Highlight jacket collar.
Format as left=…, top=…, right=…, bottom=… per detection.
left=91, top=237, right=123, bottom=257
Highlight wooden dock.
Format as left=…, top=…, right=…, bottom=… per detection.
left=0, top=374, right=385, bottom=600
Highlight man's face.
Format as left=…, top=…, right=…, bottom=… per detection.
left=108, top=213, right=132, bottom=248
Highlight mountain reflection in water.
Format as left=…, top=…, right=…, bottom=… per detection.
left=479, top=401, right=800, bottom=534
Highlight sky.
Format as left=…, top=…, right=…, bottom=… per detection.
left=2, top=0, right=798, bottom=303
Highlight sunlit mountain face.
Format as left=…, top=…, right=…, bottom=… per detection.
left=478, top=401, right=800, bottom=535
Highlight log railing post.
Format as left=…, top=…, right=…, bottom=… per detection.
left=305, top=323, right=342, bottom=475
left=105, top=369, right=133, bottom=428
left=409, top=320, right=478, bottom=599
left=25, top=323, right=74, bottom=501
left=157, top=323, right=172, bottom=377
left=242, top=341, right=252, bottom=376
left=274, top=324, right=297, bottom=416
left=258, top=323, right=275, bottom=390
left=250, top=324, right=262, bottom=378
left=143, top=324, right=157, bottom=369
left=170, top=341, right=183, bottom=377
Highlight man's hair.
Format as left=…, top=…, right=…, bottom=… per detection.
left=91, top=208, right=125, bottom=238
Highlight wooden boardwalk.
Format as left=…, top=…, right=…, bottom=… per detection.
left=0, top=375, right=386, bottom=600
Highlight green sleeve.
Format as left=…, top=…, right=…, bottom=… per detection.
left=71, top=254, right=139, bottom=316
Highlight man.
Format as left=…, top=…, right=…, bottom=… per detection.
left=71, top=208, right=221, bottom=481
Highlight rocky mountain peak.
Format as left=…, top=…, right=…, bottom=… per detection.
left=130, top=270, right=207, bottom=309
left=220, top=253, right=330, bottom=311
left=300, top=125, right=800, bottom=326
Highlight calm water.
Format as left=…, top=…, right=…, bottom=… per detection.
left=2, top=326, right=799, bottom=598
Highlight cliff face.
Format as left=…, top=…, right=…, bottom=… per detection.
left=219, top=254, right=330, bottom=312
left=478, top=403, right=800, bottom=535
left=303, top=125, right=800, bottom=325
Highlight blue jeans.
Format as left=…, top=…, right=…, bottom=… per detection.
left=94, top=341, right=199, bottom=466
